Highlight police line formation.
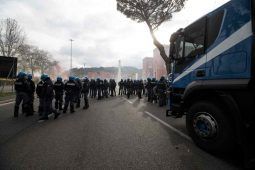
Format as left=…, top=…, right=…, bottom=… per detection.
left=14, top=72, right=169, bottom=121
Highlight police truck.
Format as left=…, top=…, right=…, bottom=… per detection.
left=167, top=0, right=255, bottom=166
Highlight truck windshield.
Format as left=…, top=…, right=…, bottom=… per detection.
left=172, top=17, right=206, bottom=61
left=183, top=17, right=206, bottom=58
left=173, top=36, right=184, bottom=60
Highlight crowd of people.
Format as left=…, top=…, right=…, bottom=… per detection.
left=14, top=71, right=169, bottom=121
left=117, top=76, right=169, bottom=106
left=14, top=72, right=90, bottom=121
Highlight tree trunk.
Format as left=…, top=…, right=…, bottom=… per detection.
left=146, top=22, right=171, bottom=74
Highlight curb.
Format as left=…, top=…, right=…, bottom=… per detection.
left=0, top=98, right=15, bottom=105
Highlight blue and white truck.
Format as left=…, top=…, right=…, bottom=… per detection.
left=167, top=0, right=255, bottom=166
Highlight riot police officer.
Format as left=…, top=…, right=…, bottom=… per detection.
left=103, top=79, right=109, bottom=98
left=123, top=80, right=127, bottom=95
left=118, top=79, right=124, bottom=96
left=109, top=79, right=116, bottom=96
left=14, top=72, right=30, bottom=117
left=145, top=78, right=153, bottom=102
left=90, top=79, right=96, bottom=98
left=151, top=78, right=158, bottom=103
left=26, top=74, right=35, bottom=115
left=82, top=77, right=90, bottom=109
left=36, top=74, right=47, bottom=116
left=53, top=76, right=64, bottom=110
left=63, top=76, right=78, bottom=113
left=156, top=76, right=167, bottom=107
left=126, top=79, right=132, bottom=99
left=96, top=78, right=102, bottom=100
left=137, top=80, right=144, bottom=99
left=75, top=77, right=82, bottom=108
left=39, top=75, right=60, bottom=120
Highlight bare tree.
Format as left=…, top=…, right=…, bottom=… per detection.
left=17, top=44, right=30, bottom=72
left=35, top=50, right=51, bottom=74
left=47, top=60, right=59, bottom=78
left=0, top=18, right=25, bottom=57
left=17, top=44, right=59, bottom=77
left=116, top=0, right=186, bottom=73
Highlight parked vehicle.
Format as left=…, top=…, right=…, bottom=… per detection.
left=167, top=0, right=255, bottom=167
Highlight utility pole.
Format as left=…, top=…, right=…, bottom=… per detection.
left=84, top=63, right=86, bottom=77
left=117, top=60, right=122, bottom=82
left=70, top=39, right=74, bottom=76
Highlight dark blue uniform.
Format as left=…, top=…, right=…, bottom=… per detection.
left=145, top=79, right=153, bottom=102
left=96, top=79, right=102, bottom=100
left=53, top=80, right=64, bottom=110
left=36, top=80, right=44, bottom=116
left=156, top=77, right=167, bottom=107
left=39, top=77, right=59, bottom=120
left=82, top=78, right=90, bottom=109
left=137, top=80, right=143, bottom=99
left=103, top=79, right=109, bottom=98
left=63, top=79, right=78, bottom=113
left=14, top=77, right=30, bottom=117
left=27, top=78, right=35, bottom=114
left=118, top=79, right=124, bottom=96
left=75, top=78, right=82, bottom=108
left=90, top=79, right=96, bottom=98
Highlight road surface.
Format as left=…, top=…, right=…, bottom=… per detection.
left=0, top=96, right=240, bottom=169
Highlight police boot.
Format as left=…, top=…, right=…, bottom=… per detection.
left=83, top=104, right=89, bottom=110
left=53, top=110, right=60, bottom=119
left=70, top=105, right=75, bottom=113
left=25, top=106, right=33, bottom=117
left=76, top=102, right=80, bottom=108
left=31, top=103, right=35, bottom=113
left=22, top=104, right=25, bottom=114
left=63, top=106, right=68, bottom=113
left=14, top=106, right=19, bottom=118
left=38, top=106, right=43, bottom=116
left=59, top=103, right=63, bottom=110
left=55, top=101, right=58, bottom=110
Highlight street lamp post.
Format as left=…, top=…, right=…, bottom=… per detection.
left=84, top=63, right=86, bottom=77
left=70, top=39, right=74, bottom=76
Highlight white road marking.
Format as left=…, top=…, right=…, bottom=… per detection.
left=122, top=97, right=192, bottom=141
left=0, top=101, right=15, bottom=107
left=144, top=111, right=192, bottom=142
left=122, top=97, right=133, bottom=104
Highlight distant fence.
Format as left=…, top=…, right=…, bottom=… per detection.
left=0, top=79, right=15, bottom=93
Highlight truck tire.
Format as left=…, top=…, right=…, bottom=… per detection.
left=186, top=101, right=235, bottom=153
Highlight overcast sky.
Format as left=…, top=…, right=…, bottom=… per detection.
left=0, top=0, right=229, bottom=69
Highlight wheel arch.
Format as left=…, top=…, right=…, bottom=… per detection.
left=182, top=81, right=245, bottom=144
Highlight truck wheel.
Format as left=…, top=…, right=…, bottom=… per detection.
left=186, top=101, right=234, bottom=153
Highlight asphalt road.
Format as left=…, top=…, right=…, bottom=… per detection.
left=0, top=95, right=241, bottom=169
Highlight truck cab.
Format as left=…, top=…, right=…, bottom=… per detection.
left=167, top=0, right=255, bottom=167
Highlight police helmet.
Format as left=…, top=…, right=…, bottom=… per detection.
left=160, top=76, right=165, bottom=81
left=17, top=72, right=26, bottom=79
left=83, top=77, right=89, bottom=82
left=27, top=74, right=32, bottom=80
left=69, top=76, right=75, bottom=81
left=41, top=74, right=48, bottom=81
left=57, top=76, right=62, bottom=82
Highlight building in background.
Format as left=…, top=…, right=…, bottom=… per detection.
left=153, top=46, right=169, bottom=79
left=87, top=71, right=116, bottom=80
left=142, top=57, right=154, bottom=79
